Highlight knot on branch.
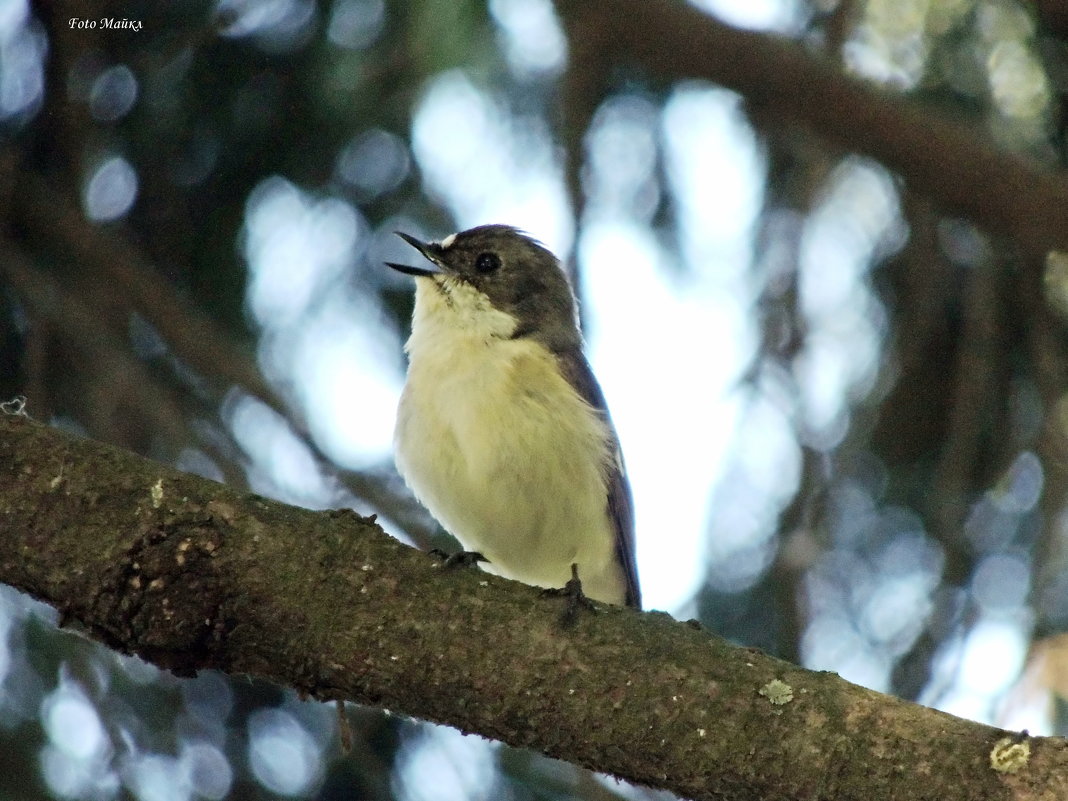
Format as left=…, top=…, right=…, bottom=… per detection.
left=92, top=509, right=231, bottom=676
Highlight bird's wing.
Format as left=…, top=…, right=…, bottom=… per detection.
left=557, top=350, right=642, bottom=609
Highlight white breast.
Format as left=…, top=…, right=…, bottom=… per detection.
left=393, top=278, right=626, bottom=604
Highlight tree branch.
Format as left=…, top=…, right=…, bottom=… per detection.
left=556, top=0, right=1068, bottom=264
left=0, top=412, right=1063, bottom=800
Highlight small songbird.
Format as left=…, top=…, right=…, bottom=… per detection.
left=387, top=225, right=641, bottom=608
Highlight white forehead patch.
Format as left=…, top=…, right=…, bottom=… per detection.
left=440, top=232, right=458, bottom=249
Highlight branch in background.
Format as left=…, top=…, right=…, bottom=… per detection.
left=0, top=242, right=196, bottom=451
left=928, top=253, right=1004, bottom=553
left=7, top=170, right=434, bottom=547
left=1, top=413, right=1063, bottom=801
left=15, top=173, right=278, bottom=408
left=556, top=0, right=1068, bottom=264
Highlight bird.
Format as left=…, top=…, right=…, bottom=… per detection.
left=387, top=224, right=640, bottom=609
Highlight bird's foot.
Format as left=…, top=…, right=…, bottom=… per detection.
left=542, top=563, right=596, bottom=625
left=429, top=548, right=487, bottom=569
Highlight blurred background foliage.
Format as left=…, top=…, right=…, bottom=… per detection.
left=2, top=0, right=1068, bottom=798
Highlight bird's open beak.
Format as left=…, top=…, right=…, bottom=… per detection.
left=386, top=232, right=444, bottom=277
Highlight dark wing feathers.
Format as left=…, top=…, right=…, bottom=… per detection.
left=557, top=350, right=642, bottom=609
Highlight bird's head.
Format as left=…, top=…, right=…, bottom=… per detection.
left=387, top=225, right=580, bottom=350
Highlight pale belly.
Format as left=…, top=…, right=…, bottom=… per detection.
left=394, top=336, right=626, bottom=604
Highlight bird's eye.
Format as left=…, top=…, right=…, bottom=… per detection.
left=475, top=252, right=501, bottom=274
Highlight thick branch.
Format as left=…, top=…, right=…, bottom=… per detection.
left=556, top=0, right=1068, bottom=264
left=0, top=412, right=1064, bottom=800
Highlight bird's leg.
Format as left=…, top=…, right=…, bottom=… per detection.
left=542, top=563, right=596, bottom=624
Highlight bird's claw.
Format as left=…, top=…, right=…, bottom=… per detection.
left=429, top=549, right=487, bottom=569
left=542, top=563, right=596, bottom=625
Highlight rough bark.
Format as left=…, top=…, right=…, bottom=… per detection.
left=0, top=412, right=1065, bottom=800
